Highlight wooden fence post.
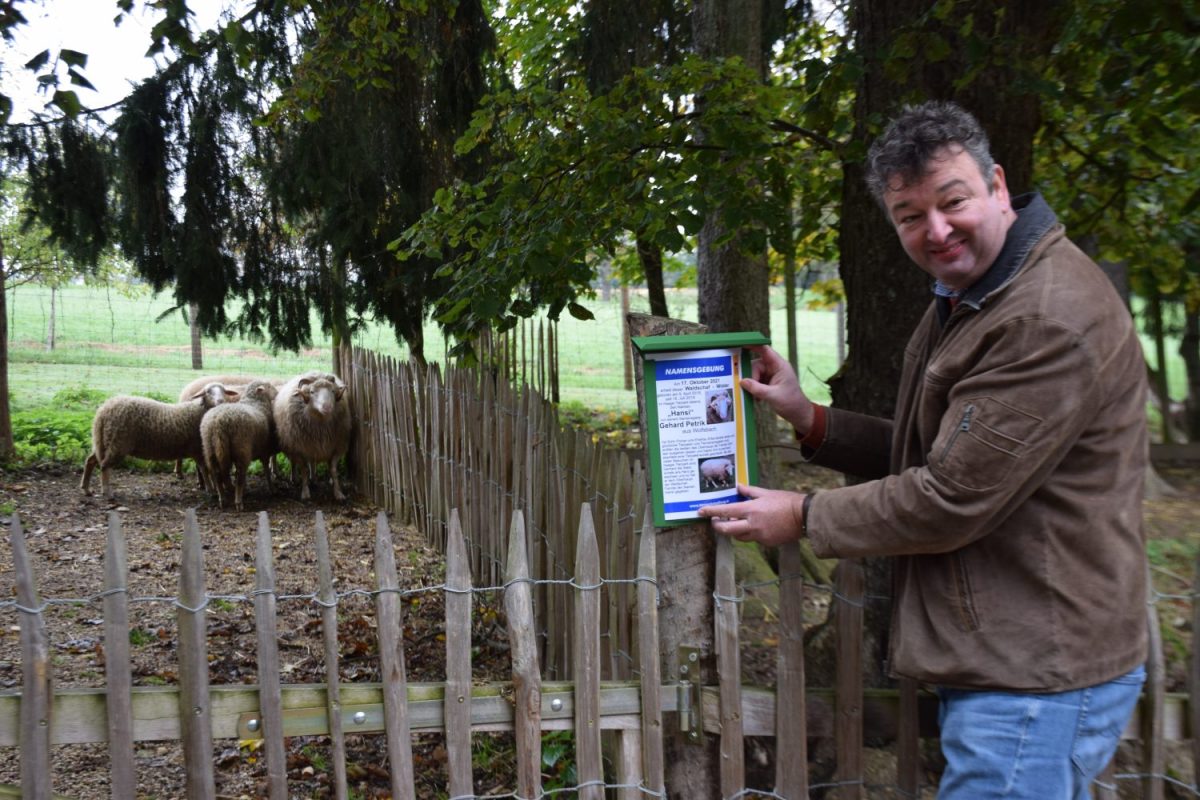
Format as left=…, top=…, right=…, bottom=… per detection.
left=253, top=512, right=289, bottom=800
left=103, top=512, right=136, bottom=798
left=775, top=541, right=807, bottom=798
left=314, top=511, right=349, bottom=800
left=374, top=512, right=417, bottom=799
left=177, top=509, right=216, bottom=800
left=505, top=509, right=543, bottom=798
left=444, top=511, right=474, bottom=797
left=627, top=311, right=720, bottom=800
left=833, top=559, right=864, bottom=800
left=574, top=504, right=604, bottom=800
left=11, top=514, right=51, bottom=800
left=1143, top=570, right=1166, bottom=800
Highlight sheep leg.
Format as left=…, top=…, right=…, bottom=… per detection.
left=299, top=461, right=311, bottom=500
left=234, top=463, right=247, bottom=512
left=100, top=462, right=115, bottom=500
left=330, top=460, right=346, bottom=502
left=196, top=460, right=213, bottom=495
left=173, top=458, right=183, bottom=480
left=81, top=453, right=98, bottom=495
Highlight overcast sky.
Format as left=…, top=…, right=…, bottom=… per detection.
left=4, top=1, right=228, bottom=122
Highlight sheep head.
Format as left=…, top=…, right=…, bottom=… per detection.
left=191, top=382, right=240, bottom=408
left=296, top=377, right=342, bottom=417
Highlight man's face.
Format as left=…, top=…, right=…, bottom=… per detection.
left=883, top=145, right=1015, bottom=292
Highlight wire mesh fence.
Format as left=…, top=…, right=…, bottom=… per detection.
left=7, top=282, right=844, bottom=413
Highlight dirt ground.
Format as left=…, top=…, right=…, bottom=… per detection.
left=0, top=458, right=1197, bottom=799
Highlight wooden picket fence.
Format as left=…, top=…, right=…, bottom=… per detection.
left=4, top=505, right=1197, bottom=799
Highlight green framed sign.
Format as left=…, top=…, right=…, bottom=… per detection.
left=632, top=331, right=769, bottom=527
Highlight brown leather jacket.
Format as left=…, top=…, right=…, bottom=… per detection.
left=805, top=194, right=1148, bottom=691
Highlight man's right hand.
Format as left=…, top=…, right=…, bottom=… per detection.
left=740, top=345, right=815, bottom=434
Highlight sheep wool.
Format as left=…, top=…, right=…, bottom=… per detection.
left=273, top=372, right=353, bottom=501
left=81, top=383, right=238, bottom=499
left=201, top=380, right=279, bottom=512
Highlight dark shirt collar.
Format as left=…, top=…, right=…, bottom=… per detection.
left=935, top=192, right=1058, bottom=318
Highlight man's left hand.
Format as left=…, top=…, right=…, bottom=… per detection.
left=698, top=485, right=808, bottom=548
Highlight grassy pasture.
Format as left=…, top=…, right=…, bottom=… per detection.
left=8, top=283, right=844, bottom=413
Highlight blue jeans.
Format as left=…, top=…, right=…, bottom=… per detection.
left=936, top=665, right=1145, bottom=799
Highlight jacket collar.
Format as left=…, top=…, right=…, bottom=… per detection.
left=956, top=192, right=1058, bottom=310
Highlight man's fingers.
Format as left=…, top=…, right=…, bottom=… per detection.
left=711, top=517, right=754, bottom=541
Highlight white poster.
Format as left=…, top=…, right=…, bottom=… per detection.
left=644, top=347, right=748, bottom=522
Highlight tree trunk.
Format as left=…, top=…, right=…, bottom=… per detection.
left=627, top=311, right=720, bottom=800
left=1179, top=246, right=1200, bottom=442
left=0, top=237, right=15, bottom=461
left=1181, top=305, right=1199, bottom=442
left=692, top=0, right=776, bottom=496
left=636, top=236, right=669, bottom=317
left=1148, top=291, right=1174, bottom=443
left=47, top=284, right=56, bottom=351
left=828, top=0, right=1070, bottom=691
left=621, top=284, right=633, bottom=391
left=188, top=302, right=203, bottom=370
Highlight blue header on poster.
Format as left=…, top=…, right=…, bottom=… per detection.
left=653, top=356, right=731, bottom=381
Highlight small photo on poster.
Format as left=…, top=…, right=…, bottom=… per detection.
left=705, top=388, right=734, bottom=425
left=697, top=454, right=735, bottom=493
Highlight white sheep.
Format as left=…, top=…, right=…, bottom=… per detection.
left=201, top=380, right=279, bottom=511
left=273, top=371, right=352, bottom=501
left=80, top=383, right=239, bottom=499
left=699, top=457, right=735, bottom=490
left=174, top=374, right=276, bottom=482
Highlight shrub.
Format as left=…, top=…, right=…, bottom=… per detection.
left=11, top=410, right=93, bottom=465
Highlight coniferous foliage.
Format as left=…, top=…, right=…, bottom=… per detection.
left=11, top=118, right=110, bottom=268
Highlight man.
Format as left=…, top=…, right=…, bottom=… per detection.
left=699, top=101, right=1148, bottom=799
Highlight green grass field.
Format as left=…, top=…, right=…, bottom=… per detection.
left=9, top=280, right=1186, bottom=423
left=8, top=282, right=844, bottom=413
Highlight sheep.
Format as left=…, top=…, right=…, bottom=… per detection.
left=201, top=380, right=279, bottom=511
left=80, top=383, right=239, bottom=499
left=699, top=457, right=735, bottom=491
left=174, top=374, right=275, bottom=482
left=273, top=371, right=352, bottom=501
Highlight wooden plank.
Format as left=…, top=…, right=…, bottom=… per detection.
left=1143, top=581, right=1166, bottom=800
left=833, top=559, right=864, bottom=800
left=177, top=509, right=216, bottom=800
left=613, top=728, right=642, bottom=800
left=504, top=510, right=543, bottom=798
left=444, top=511, right=474, bottom=798
left=896, top=677, right=920, bottom=797
left=314, top=511, right=349, bottom=800
left=635, top=506, right=665, bottom=795
left=11, top=514, right=52, bottom=800
left=574, top=504, right=605, bottom=800
left=775, top=541, right=807, bottom=798
left=1193, top=548, right=1200, bottom=794
left=253, top=512, right=289, bottom=800
left=10, top=679, right=1183, bottom=745
left=714, top=534, right=744, bottom=797
left=103, top=512, right=136, bottom=798
left=374, top=512, right=417, bottom=799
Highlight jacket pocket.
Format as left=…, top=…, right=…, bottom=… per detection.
left=933, top=396, right=1042, bottom=492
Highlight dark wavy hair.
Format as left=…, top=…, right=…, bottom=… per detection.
left=864, top=101, right=996, bottom=206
